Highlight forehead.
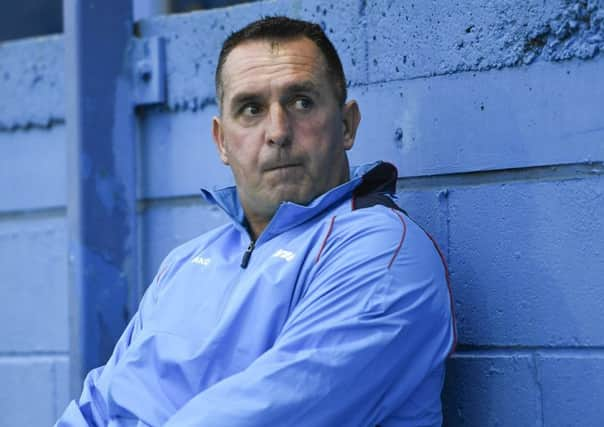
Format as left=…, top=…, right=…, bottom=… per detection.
left=220, top=37, right=329, bottom=99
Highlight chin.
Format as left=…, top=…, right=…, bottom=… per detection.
left=286, top=192, right=319, bottom=207
left=272, top=190, right=311, bottom=207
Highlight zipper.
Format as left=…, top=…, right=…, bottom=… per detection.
left=240, top=240, right=255, bottom=269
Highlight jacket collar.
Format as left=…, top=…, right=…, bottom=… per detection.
left=201, top=161, right=396, bottom=241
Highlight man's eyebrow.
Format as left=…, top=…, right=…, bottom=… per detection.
left=228, top=81, right=321, bottom=110
left=229, top=92, right=262, bottom=109
left=284, top=81, right=320, bottom=96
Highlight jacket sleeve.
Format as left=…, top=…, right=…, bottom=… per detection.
left=54, top=264, right=165, bottom=427
left=54, top=311, right=143, bottom=426
left=164, top=209, right=455, bottom=427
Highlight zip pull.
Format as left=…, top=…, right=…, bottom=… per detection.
left=241, top=240, right=255, bottom=269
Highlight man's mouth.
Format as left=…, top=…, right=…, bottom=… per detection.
left=263, top=162, right=302, bottom=172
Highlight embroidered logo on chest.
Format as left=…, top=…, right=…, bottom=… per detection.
left=191, top=256, right=211, bottom=266
left=272, top=249, right=295, bottom=262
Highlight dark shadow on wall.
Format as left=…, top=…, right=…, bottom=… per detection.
left=170, top=0, right=259, bottom=13
left=0, top=0, right=62, bottom=42
left=0, top=0, right=260, bottom=42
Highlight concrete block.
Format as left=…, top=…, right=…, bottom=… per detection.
left=395, top=188, right=449, bottom=258
left=141, top=202, right=229, bottom=288
left=0, top=356, right=69, bottom=426
left=367, top=0, right=604, bottom=83
left=348, top=57, right=604, bottom=177
left=0, top=35, right=64, bottom=130
left=448, top=177, right=604, bottom=346
left=0, top=216, right=68, bottom=352
left=53, top=357, right=72, bottom=418
left=140, top=108, right=233, bottom=199
left=537, top=353, right=604, bottom=427
left=137, top=0, right=366, bottom=113
left=0, top=125, right=66, bottom=212
left=442, top=352, right=540, bottom=427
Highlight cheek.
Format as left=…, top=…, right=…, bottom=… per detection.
left=297, top=117, right=343, bottom=156
left=224, top=142, right=266, bottom=189
left=224, top=130, right=258, bottom=162
left=302, top=111, right=341, bottom=138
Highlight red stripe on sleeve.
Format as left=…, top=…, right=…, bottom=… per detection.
left=315, top=216, right=336, bottom=263
left=388, top=209, right=408, bottom=269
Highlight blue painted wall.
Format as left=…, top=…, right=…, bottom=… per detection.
left=1, top=0, right=603, bottom=425
left=0, top=34, right=69, bottom=425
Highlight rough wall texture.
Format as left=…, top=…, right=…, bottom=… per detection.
left=0, top=35, right=64, bottom=130
left=0, top=122, right=69, bottom=425
left=1, top=0, right=603, bottom=425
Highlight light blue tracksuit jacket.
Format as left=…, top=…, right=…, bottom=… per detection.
left=56, top=162, right=456, bottom=427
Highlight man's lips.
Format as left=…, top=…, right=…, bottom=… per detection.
left=263, top=163, right=302, bottom=172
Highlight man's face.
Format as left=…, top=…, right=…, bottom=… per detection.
left=212, top=37, right=360, bottom=235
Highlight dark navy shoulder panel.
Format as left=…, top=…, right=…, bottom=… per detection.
left=353, top=193, right=406, bottom=214
left=352, top=162, right=406, bottom=214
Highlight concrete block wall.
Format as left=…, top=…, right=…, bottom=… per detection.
left=1, top=0, right=603, bottom=425
left=0, top=37, right=70, bottom=425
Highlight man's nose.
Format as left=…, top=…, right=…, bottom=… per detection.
left=266, top=103, right=291, bottom=147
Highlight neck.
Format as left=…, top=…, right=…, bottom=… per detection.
left=243, top=162, right=352, bottom=240
left=246, top=216, right=269, bottom=241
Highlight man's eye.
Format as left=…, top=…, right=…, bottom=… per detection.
left=293, top=97, right=313, bottom=111
left=241, top=104, right=261, bottom=116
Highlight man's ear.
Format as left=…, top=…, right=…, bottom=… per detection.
left=342, top=100, right=361, bottom=150
left=212, top=116, right=229, bottom=165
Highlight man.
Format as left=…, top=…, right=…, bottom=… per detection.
left=57, top=16, right=455, bottom=426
